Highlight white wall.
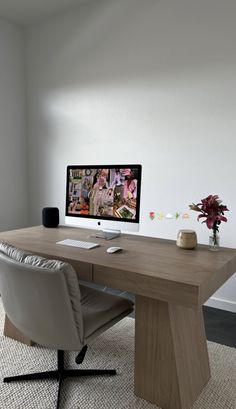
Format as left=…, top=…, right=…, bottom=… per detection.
left=26, top=0, right=236, bottom=311
left=0, top=18, right=28, bottom=230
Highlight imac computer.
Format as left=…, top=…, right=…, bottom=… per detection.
left=65, top=165, right=142, bottom=239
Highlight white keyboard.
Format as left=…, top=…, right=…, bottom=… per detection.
left=56, top=239, right=100, bottom=250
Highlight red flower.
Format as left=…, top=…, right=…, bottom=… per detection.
left=189, top=195, right=229, bottom=232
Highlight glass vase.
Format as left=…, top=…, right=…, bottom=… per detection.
left=209, top=231, right=220, bottom=251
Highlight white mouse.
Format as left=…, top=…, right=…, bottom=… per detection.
left=106, top=246, right=123, bottom=254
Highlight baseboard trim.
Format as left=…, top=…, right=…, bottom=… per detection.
left=204, top=297, right=236, bottom=313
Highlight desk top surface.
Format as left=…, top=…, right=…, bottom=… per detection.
left=0, top=225, right=235, bottom=306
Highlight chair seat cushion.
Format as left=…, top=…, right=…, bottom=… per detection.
left=80, top=284, right=133, bottom=339
left=0, top=242, right=133, bottom=348
left=0, top=243, right=84, bottom=344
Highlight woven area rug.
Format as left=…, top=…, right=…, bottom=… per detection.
left=0, top=299, right=236, bottom=409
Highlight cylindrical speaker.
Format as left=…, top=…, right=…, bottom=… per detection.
left=42, top=207, right=59, bottom=228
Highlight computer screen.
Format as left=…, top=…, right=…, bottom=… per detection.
left=65, top=165, right=142, bottom=232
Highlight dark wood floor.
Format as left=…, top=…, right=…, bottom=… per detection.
left=82, top=281, right=236, bottom=349
left=202, top=305, right=236, bottom=348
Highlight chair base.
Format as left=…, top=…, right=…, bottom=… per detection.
left=3, top=350, right=116, bottom=409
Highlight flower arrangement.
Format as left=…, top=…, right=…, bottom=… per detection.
left=189, top=195, right=229, bottom=245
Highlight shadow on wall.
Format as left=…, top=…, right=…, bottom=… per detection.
left=29, top=0, right=236, bottom=90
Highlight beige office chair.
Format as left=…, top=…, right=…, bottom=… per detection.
left=0, top=242, right=134, bottom=409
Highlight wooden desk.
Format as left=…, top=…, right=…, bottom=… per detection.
left=0, top=225, right=236, bottom=409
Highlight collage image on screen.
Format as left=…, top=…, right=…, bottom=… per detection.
left=68, top=167, right=139, bottom=219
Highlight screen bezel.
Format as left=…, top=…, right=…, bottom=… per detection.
left=65, top=164, right=142, bottom=224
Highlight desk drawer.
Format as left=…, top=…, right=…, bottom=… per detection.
left=71, top=261, right=92, bottom=282
left=93, top=265, right=199, bottom=306
left=93, top=265, right=129, bottom=293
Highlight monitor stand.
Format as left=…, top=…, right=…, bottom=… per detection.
left=96, top=229, right=121, bottom=240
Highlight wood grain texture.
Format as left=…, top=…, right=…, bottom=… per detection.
left=169, top=303, right=210, bottom=408
left=0, top=225, right=235, bottom=409
left=0, top=225, right=235, bottom=307
left=93, top=265, right=199, bottom=307
left=134, top=295, right=210, bottom=409
left=135, top=295, right=181, bottom=409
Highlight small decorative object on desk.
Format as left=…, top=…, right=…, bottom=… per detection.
left=176, top=230, right=197, bottom=249
left=189, top=195, right=229, bottom=251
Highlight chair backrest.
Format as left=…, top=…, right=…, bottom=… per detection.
left=0, top=243, right=84, bottom=351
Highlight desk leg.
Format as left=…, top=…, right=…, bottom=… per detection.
left=4, top=315, right=33, bottom=346
left=134, top=296, right=210, bottom=409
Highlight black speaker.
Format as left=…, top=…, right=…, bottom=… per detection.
left=42, top=207, right=59, bottom=228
